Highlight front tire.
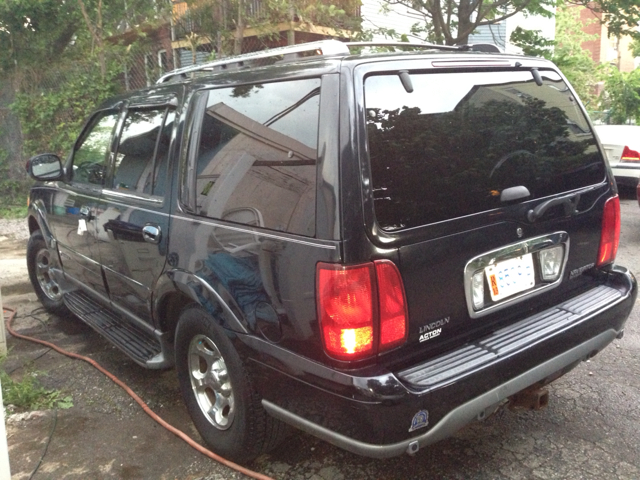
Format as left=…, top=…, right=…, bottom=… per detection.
left=26, top=230, right=68, bottom=314
left=175, top=305, right=286, bottom=463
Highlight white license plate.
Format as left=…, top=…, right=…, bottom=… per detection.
left=485, top=254, right=535, bottom=302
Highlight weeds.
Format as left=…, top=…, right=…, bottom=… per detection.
left=0, top=205, right=28, bottom=219
left=0, top=356, right=73, bottom=412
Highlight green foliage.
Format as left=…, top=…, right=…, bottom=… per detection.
left=0, top=205, right=29, bottom=219
left=510, top=2, right=604, bottom=106
left=600, top=67, right=640, bottom=124
left=11, top=56, right=122, bottom=158
left=510, top=27, right=555, bottom=59
left=0, top=356, right=73, bottom=411
left=0, top=0, right=80, bottom=74
left=551, top=2, right=605, bottom=107
left=568, top=0, right=640, bottom=40
left=379, top=0, right=556, bottom=45
left=631, top=38, right=640, bottom=58
left=0, top=131, right=30, bottom=216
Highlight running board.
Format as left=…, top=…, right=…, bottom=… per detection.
left=64, top=290, right=165, bottom=367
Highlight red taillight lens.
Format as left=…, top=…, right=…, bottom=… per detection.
left=375, top=260, right=408, bottom=350
left=317, top=263, right=376, bottom=359
left=597, top=196, right=620, bottom=267
left=317, top=260, right=408, bottom=360
left=621, top=146, right=640, bottom=162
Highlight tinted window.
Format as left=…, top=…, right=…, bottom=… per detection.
left=72, top=111, right=119, bottom=185
left=112, top=108, right=174, bottom=197
left=194, top=79, right=320, bottom=236
left=364, top=70, right=606, bottom=231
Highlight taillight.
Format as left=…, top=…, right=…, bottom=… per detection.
left=317, top=263, right=376, bottom=359
left=621, top=146, right=640, bottom=162
left=316, top=260, right=408, bottom=360
left=597, top=196, right=620, bottom=267
left=375, top=260, right=408, bottom=350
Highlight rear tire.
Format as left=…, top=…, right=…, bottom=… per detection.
left=26, top=230, right=69, bottom=315
left=175, top=305, right=286, bottom=463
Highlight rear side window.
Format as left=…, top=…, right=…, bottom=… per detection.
left=194, top=78, right=320, bottom=236
left=111, top=107, right=175, bottom=197
left=364, top=69, right=606, bottom=231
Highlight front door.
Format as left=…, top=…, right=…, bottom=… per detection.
left=49, top=110, right=121, bottom=298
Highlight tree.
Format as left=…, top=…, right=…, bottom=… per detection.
left=550, top=2, right=604, bottom=107
left=631, top=38, right=640, bottom=58
left=567, top=0, right=640, bottom=40
left=0, top=0, right=80, bottom=74
left=380, top=0, right=556, bottom=45
left=600, top=68, right=640, bottom=124
left=379, top=0, right=639, bottom=46
left=75, top=0, right=170, bottom=79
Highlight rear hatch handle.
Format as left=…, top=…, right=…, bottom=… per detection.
left=527, top=186, right=598, bottom=222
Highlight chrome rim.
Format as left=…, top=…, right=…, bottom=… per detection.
left=188, top=334, right=235, bottom=430
left=35, top=247, right=62, bottom=301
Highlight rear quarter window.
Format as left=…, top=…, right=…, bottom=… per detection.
left=193, top=79, right=320, bottom=237
left=364, top=69, right=606, bottom=231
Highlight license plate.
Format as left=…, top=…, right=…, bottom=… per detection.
left=485, top=254, right=535, bottom=302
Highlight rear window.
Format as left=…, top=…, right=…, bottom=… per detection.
left=364, top=69, right=606, bottom=231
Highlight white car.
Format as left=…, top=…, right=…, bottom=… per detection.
left=594, top=124, right=640, bottom=187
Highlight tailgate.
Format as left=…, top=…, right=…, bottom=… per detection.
left=360, top=63, right=610, bottom=363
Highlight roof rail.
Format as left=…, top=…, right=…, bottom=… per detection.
left=156, top=39, right=350, bottom=84
left=345, top=41, right=459, bottom=51
left=345, top=41, right=501, bottom=53
left=156, top=39, right=501, bottom=84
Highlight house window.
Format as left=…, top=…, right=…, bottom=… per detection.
left=158, top=49, right=168, bottom=73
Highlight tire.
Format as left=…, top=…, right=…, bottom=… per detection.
left=175, top=305, right=287, bottom=463
left=26, top=230, right=69, bottom=314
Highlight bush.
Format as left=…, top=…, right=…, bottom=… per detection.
left=11, top=56, right=122, bottom=159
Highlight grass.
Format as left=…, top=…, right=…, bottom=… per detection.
left=0, top=355, right=73, bottom=412
left=0, top=205, right=28, bottom=219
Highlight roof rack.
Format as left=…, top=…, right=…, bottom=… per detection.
left=156, top=39, right=500, bottom=84
left=156, top=39, right=350, bottom=84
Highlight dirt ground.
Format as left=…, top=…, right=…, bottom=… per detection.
left=0, top=231, right=258, bottom=479
left=2, top=206, right=640, bottom=480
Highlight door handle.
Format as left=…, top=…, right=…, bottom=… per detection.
left=142, top=224, right=161, bottom=244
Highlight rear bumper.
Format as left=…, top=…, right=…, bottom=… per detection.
left=251, top=266, right=636, bottom=458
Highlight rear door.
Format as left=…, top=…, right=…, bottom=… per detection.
left=95, top=96, right=178, bottom=325
left=355, top=61, right=610, bottom=360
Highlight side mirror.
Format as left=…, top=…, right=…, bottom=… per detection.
left=27, top=153, right=63, bottom=180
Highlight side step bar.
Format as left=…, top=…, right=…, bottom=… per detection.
left=64, top=290, right=164, bottom=367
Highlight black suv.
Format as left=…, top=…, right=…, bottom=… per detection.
left=26, top=40, right=636, bottom=462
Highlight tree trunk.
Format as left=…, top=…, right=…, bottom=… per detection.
left=456, top=0, right=473, bottom=45
left=288, top=0, right=295, bottom=45
left=234, top=0, right=245, bottom=55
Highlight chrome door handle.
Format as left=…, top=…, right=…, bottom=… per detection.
left=142, top=224, right=161, bottom=244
